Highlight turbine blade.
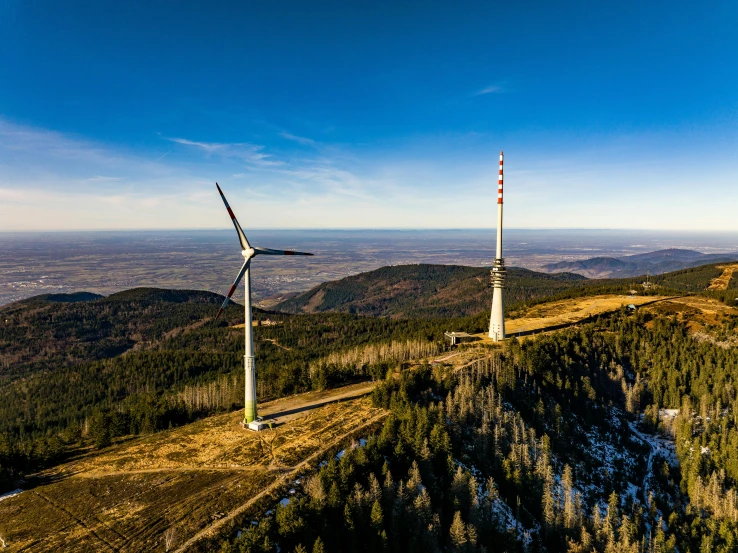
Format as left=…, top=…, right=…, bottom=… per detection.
left=253, top=246, right=314, bottom=256
left=216, top=183, right=250, bottom=251
left=215, top=259, right=250, bottom=321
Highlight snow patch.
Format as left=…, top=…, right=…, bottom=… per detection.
left=0, top=489, right=22, bottom=503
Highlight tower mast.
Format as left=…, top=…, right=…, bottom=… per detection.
left=243, top=263, right=257, bottom=423
left=489, top=151, right=506, bottom=341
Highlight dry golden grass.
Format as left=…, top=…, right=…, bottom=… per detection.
left=641, top=295, right=738, bottom=340
left=660, top=295, right=737, bottom=316
left=0, top=386, right=383, bottom=553
left=470, top=294, right=670, bottom=342
left=708, top=264, right=738, bottom=290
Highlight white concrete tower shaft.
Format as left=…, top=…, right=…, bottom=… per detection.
left=243, top=263, right=258, bottom=423
left=489, top=151, right=506, bottom=341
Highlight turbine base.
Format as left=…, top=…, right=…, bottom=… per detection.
left=244, top=355, right=258, bottom=423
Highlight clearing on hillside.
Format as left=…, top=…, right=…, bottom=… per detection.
left=708, top=264, right=738, bottom=290
left=0, top=385, right=383, bottom=553
left=641, top=295, right=738, bottom=345
left=472, top=294, right=671, bottom=340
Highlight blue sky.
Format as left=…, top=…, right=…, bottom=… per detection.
left=1, top=0, right=737, bottom=230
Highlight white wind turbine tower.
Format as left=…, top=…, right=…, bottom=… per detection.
left=214, top=183, right=313, bottom=427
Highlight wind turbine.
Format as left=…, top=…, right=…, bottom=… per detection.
left=214, top=183, right=313, bottom=426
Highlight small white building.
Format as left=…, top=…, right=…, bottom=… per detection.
left=444, top=331, right=476, bottom=346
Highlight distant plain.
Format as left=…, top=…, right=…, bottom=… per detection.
left=2, top=229, right=737, bottom=306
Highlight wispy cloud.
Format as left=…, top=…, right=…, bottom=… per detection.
left=3, top=118, right=732, bottom=231
left=279, top=132, right=318, bottom=146
left=168, top=137, right=228, bottom=154
left=279, top=164, right=369, bottom=199
left=473, top=84, right=503, bottom=96
left=168, top=137, right=282, bottom=167
left=86, top=175, right=121, bottom=182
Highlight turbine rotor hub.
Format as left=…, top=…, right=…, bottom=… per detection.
left=242, top=247, right=256, bottom=259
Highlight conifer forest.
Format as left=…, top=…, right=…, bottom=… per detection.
left=2, top=264, right=738, bottom=552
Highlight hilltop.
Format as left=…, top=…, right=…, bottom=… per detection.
left=275, top=261, right=738, bottom=318
left=274, top=264, right=589, bottom=318
left=543, top=248, right=738, bottom=278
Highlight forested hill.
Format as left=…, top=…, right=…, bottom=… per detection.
left=274, top=264, right=588, bottom=318
left=220, top=308, right=738, bottom=553
left=0, top=285, right=477, bottom=491
left=275, top=262, right=738, bottom=318
left=1, top=287, right=228, bottom=379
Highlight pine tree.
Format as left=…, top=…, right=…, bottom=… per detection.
left=579, top=526, right=592, bottom=550
left=312, top=537, right=325, bottom=553
left=449, top=511, right=467, bottom=552
left=467, top=522, right=478, bottom=549
left=603, top=491, right=619, bottom=541
left=343, top=501, right=354, bottom=531
left=690, top=532, right=707, bottom=553
left=327, top=481, right=341, bottom=508
left=468, top=474, right=480, bottom=523
left=407, top=461, right=423, bottom=494
left=368, top=473, right=382, bottom=504
left=562, top=464, right=575, bottom=530
left=371, top=500, right=384, bottom=531
left=542, top=477, right=556, bottom=533
left=451, top=467, right=470, bottom=515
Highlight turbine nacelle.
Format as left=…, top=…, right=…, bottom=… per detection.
left=214, top=183, right=313, bottom=322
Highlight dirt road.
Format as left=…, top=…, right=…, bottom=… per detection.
left=260, top=381, right=375, bottom=425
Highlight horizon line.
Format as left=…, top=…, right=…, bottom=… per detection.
left=2, top=227, right=738, bottom=234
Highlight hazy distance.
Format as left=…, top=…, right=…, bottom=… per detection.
left=2, top=229, right=737, bottom=306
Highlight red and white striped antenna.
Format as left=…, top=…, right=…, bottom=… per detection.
left=498, top=151, right=503, bottom=204
left=495, top=151, right=504, bottom=260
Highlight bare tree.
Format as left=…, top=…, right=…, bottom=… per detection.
left=257, top=428, right=282, bottom=468
left=164, top=526, right=177, bottom=551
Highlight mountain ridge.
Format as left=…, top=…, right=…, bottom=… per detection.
left=543, top=248, right=738, bottom=278
left=274, top=263, right=590, bottom=318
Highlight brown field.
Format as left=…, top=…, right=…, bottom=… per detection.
left=708, top=264, right=738, bottom=290
left=641, top=295, right=738, bottom=342
left=462, top=293, right=734, bottom=345
left=643, top=295, right=737, bottom=318
left=470, top=294, right=672, bottom=342
left=0, top=385, right=384, bottom=553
